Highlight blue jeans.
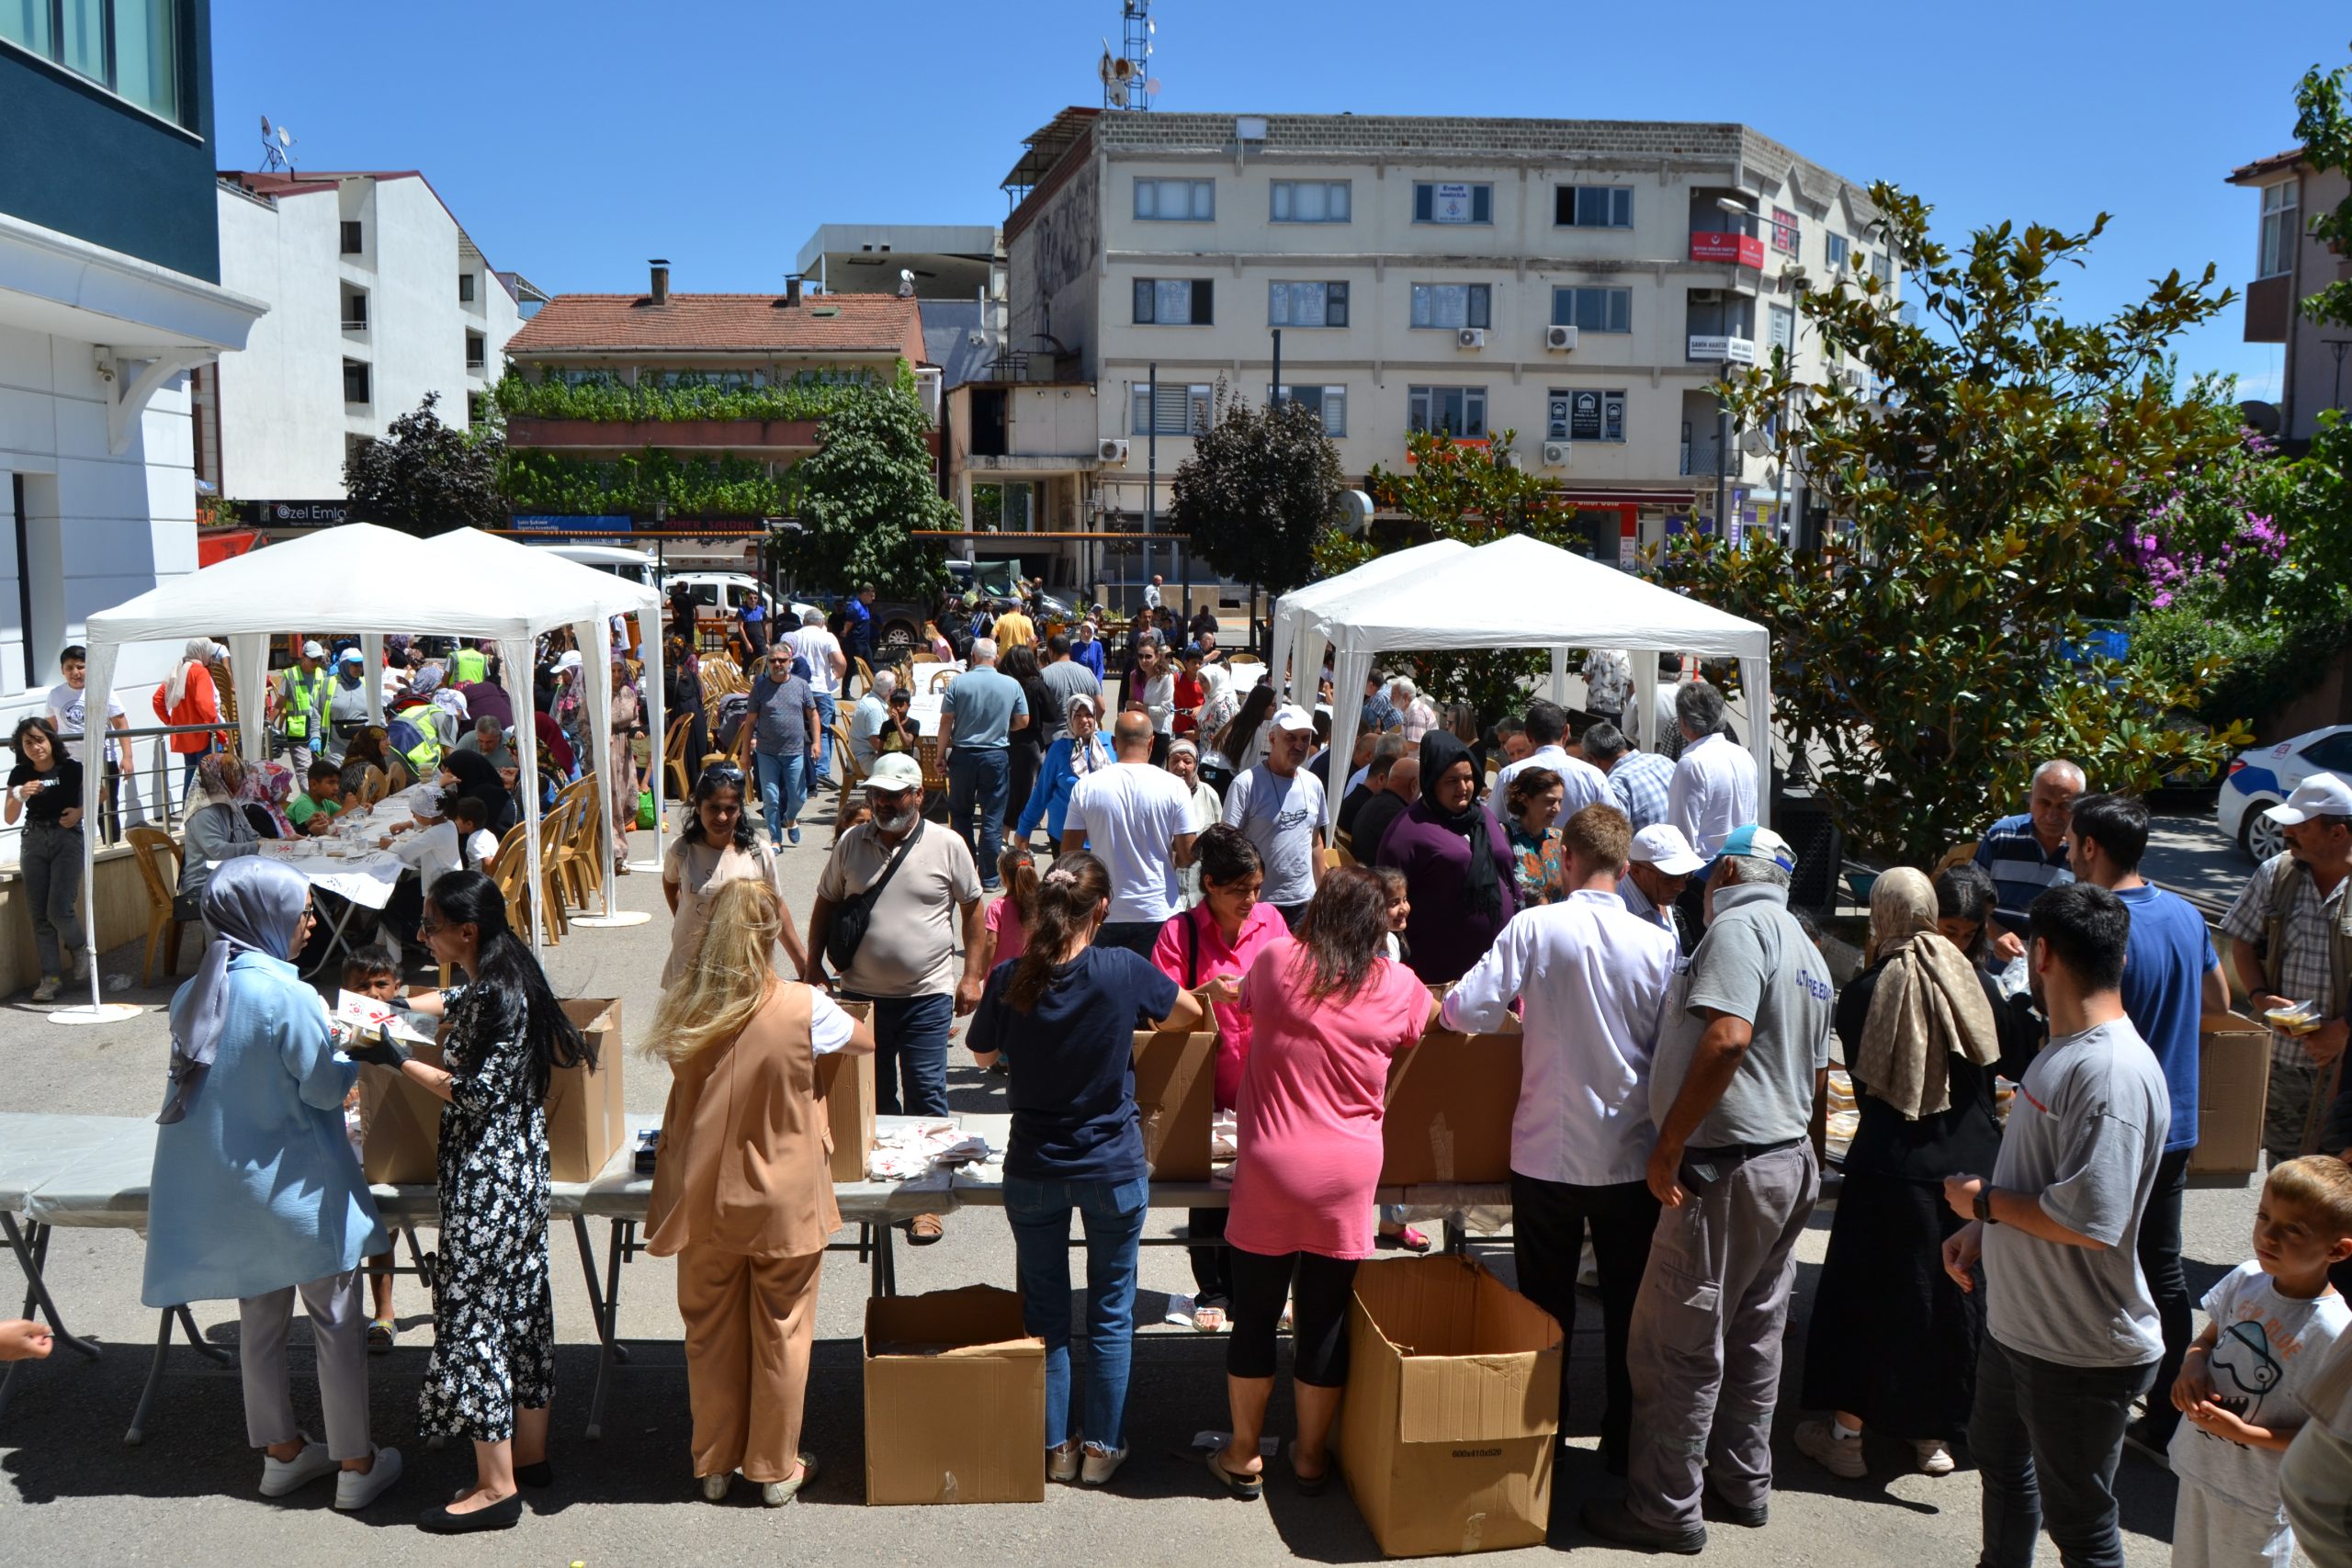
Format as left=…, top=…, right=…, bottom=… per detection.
left=842, top=990, right=951, bottom=1117
left=753, top=749, right=808, bottom=840
left=811, top=692, right=838, bottom=779
left=1970, top=1337, right=2154, bottom=1568
left=1003, top=1174, right=1148, bottom=1451
left=947, top=747, right=1010, bottom=886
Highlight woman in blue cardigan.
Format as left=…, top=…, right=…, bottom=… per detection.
left=1017, top=693, right=1112, bottom=846
left=143, top=856, right=401, bottom=1512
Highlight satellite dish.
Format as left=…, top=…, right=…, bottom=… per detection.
left=1106, top=81, right=1127, bottom=107
left=2238, top=399, right=2282, bottom=436
left=1146, top=77, right=1161, bottom=95
left=279, top=126, right=293, bottom=147
left=1335, top=489, right=1375, bottom=536
left=1739, top=427, right=1772, bottom=457
left=260, top=114, right=272, bottom=136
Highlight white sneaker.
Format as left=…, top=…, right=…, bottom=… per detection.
left=1047, top=1439, right=1081, bottom=1483
left=69, top=950, right=87, bottom=983
left=700, top=1472, right=731, bottom=1502
left=1080, top=1443, right=1128, bottom=1486
left=1793, top=1418, right=1868, bottom=1480
left=1914, top=1439, right=1956, bottom=1477
left=259, top=1439, right=338, bottom=1496
left=333, top=1446, right=401, bottom=1510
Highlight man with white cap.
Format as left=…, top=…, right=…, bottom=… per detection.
left=1221, top=704, right=1326, bottom=931
left=2221, top=772, right=2352, bottom=1163
left=1443, top=801, right=1678, bottom=1482
left=1587, top=822, right=1832, bottom=1555
left=1622, top=823, right=1707, bottom=950
left=271, top=640, right=333, bottom=773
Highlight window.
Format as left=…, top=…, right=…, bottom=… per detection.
left=1268, top=281, right=1348, bottom=327
left=1410, top=283, right=1490, bottom=330
left=1413, top=182, right=1492, bottom=224
left=1825, top=233, right=1849, bottom=271
left=1872, top=251, right=1893, bottom=284
left=1270, top=385, right=1347, bottom=436
left=1550, top=286, right=1632, bottom=333
left=1131, top=382, right=1215, bottom=436
left=1132, top=277, right=1214, bottom=324
left=1686, top=292, right=1756, bottom=343
left=342, top=359, right=370, bottom=405
left=1134, top=177, right=1214, bottom=220
left=1546, top=389, right=1626, bottom=444
left=1768, top=304, right=1794, bottom=354
left=4, top=0, right=187, bottom=124
left=1555, top=186, right=1634, bottom=229
left=2260, top=182, right=2300, bottom=278
left=1408, top=386, right=1487, bottom=439
left=2301, top=731, right=2352, bottom=772
left=458, top=272, right=476, bottom=302
left=1271, top=180, right=1350, bottom=222
left=1771, top=206, right=1800, bottom=255
left=466, top=392, right=485, bottom=427
left=340, top=290, right=367, bottom=331
left=465, top=331, right=487, bottom=370
left=340, top=220, right=363, bottom=256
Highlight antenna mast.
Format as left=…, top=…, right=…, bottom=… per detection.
left=1099, top=0, right=1156, bottom=112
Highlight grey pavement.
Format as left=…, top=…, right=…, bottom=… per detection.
left=0, top=784, right=2268, bottom=1565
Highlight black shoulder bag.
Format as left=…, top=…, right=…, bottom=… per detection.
left=827, top=821, right=923, bottom=975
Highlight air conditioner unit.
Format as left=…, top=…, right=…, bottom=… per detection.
left=1541, top=440, right=1571, bottom=467
left=1456, top=327, right=1487, bottom=350
left=1097, top=438, right=1130, bottom=465
left=1544, top=324, right=1577, bottom=352
left=1689, top=288, right=1723, bottom=304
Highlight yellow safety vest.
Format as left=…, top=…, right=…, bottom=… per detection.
left=278, top=664, right=329, bottom=739
left=450, top=647, right=487, bottom=685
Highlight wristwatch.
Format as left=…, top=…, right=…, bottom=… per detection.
left=1973, top=1188, right=1997, bottom=1224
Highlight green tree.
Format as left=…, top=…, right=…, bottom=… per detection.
left=2294, top=44, right=2352, bottom=329
left=1167, top=390, right=1347, bottom=597
left=344, top=392, right=504, bottom=536
left=772, top=382, right=951, bottom=597
left=1656, top=185, right=2251, bottom=865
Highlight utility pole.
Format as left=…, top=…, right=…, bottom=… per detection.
left=1144, top=358, right=1156, bottom=614
left=2327, top=339, right=2351, bottom=412
left=1714, top=380, right=1734, bottom=546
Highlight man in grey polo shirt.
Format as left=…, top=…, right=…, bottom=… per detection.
left=1037, top=633, right=1101, bottom=747
left=1584, top=824, right=1831, bottom=1555
left=937, top=636, right=1028, bottom=891
left=1943, top=881, right=2167, bottom=1568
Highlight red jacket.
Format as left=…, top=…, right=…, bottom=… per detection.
left=152, top=662, right=224, bottom=754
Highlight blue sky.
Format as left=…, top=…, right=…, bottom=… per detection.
left=213, top=0, right=2343, bottom=401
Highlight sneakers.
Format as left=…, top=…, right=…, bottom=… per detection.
left=29, top=976, right=59, bottom=1005
left=334, top=1447, right=402, bottom=1510
left=1794, top=1417, right=1869, bottom=1479
left=1048, top=1439, right=1081, bottom=1483
left=69, top=949, right=87, bottom=983
left=1914, top=1439, right=1956, bottom=1477
left=1080, top=1443, right=1128, bottom=1486
left=1580, top=1496, right=1705, bottom=1556
left=259, top=1438, right=339, bottom=1497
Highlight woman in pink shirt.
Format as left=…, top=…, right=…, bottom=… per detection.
left=1205, top=867, right=1438, bottom=1500
left=1150, top=825, right=1285, bottom=1329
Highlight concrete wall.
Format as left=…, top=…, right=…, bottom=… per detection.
left=0, top=840, right=159, bottom=997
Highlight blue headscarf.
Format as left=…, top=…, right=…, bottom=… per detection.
left=157, top=856, right=311, bottom=1124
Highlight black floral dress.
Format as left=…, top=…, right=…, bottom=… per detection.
left=419, top=984, right=556, bottom=1440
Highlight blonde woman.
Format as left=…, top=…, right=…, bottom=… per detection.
left=643, top=879, right=874, bottom=1506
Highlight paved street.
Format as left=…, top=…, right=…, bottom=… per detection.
left=0, top=789, right=2270, bottom=1566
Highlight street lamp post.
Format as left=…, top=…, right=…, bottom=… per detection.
left=2326, top=339, right=2351, bottom=412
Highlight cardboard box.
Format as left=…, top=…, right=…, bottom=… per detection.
left=547, top=998, right=628, bottom=1182
left=359, top=1042, right=447, bottom=1186
left=821, top=999, right=876, bottom=1184
left=2189, top=1010, right=2271, bottom=1184
left=864, top=1286, right=1045, bottom=1505
left=1380, top=1018, right=1522, bottom=1186
left=1132, top=1027, right=1216, bottom=1180
left=1340, top=1255, right=1563, bottom=1557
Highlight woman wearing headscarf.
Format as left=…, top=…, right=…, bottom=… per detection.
left=665, top=632, right=708, bottom=784
left=237, top=759, right=302, bottom=840
left=549, top=650, right=588, bottom=772
left=1017, top=692, right=1111, bottom=847
left=1194, top=662, right=1238, bottom=763
left=141, top=857, right=403, bottom=1511
left=439, top=749, right=519, bottom=838
left=609, top=653, right=644, bottom=875
left=177, top=753, right=260, bottom=927
left=1370, top=731, right=1517, bottom=986
left=1794, top=865, right=2035, bottom=1482
left=153, top=637, right=225, bottom=804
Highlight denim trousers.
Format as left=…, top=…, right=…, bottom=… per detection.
left=948, top=748, right=1010, bottom=886
left=2133, top=1146, right=2194, bottom=1444
left=810, top=692, right=837, bottom=779
left=840, top=990, right=950, bottom=1117
left=1003, top=1173, right=1148, bottom=1451
left=753, top=749, right=808, bottom=840
left=1970, top=1337, right=2155, bottom=1568
left=19, top=821, right=85, bottom=976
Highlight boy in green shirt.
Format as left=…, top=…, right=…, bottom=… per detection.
left=288, top=759, right=345, bottom=833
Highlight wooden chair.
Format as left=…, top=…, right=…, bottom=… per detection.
left=357, top=765, right=389, bottom=807
left=1931, top=840, right=1981, bottom=879
left=1317, top=845, right=1343, bottom=873
left=662, top=712, right=695, bottom=802
left=928, top=668, right=958, bottom=694
left=532, top=795, right=574, bottom=943
left=489, top=824, right=534, bottom=941
left=1334, top=838, right=1360, bottom=869
left=831, top=716, right=865, bottom=819
left=855, top=657, right=876, bottom=694
left=1227, top=652, right=1264, bottom=669
left=917, top=735, right=949, bottom=797
left=126, top=827, right=190, bottom=986
left=562, top=775, right=606, bottom=910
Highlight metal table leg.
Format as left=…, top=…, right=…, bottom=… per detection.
left=569, top=1214, right=633, bottom=1442
left=124, top=1304, right=234, bottom=1446
left=1, top=1215, right=102, bottom=1422
left=299, top=890, right=368, bottom=979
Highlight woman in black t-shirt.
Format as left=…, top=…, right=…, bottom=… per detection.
left=6, top=716, right=85, bottom=1001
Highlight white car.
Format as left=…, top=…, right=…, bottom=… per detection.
left=665, top=571, right=820, bottom=629
left=2219, top=724, right=2352, bottom=861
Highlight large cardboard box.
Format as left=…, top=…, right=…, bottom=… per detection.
left=864, top=1286, right=1045, bottom=1505
left=1380, top=1018, right=1521, bottom=1186
left=2189, top=1010, right=2271, bottom=1185
left=1340, top=1255, right=1563, bottom=1557
left=359, top=1042, right=447, bottom=1186
left=820, top=999, right=876, bottom=1183
left=1132, top=1027, right=1216, bottom=1180
left=547, top=998, right=627, bottom=1182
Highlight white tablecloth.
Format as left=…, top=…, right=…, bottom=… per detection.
left=254, top=839, right=402, bottom=908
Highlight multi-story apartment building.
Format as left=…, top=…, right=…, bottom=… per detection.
left=2227, top=146, right=2351, bottom=446
left=963, top=108, right=1894, bottom=590
left=198, top=169, right=526, bottom=521
left=1, top=0, right=266, bottom=731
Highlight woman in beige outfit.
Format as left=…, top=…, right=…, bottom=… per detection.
left=644, top=877, right=872, bottom=1504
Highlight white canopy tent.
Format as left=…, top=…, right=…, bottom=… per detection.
left=1307, top=534, right=1775, bottom=831
left=72, top=524, right=659, bottom=1017
left=1271, top=538, right=1472, bottom=702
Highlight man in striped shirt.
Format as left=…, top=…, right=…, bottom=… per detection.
left=1583, top=720, right=1676, bottom=832
left=1973, top=758, right=2086, bottom=959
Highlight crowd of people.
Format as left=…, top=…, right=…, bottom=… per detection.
left=7, top=604, right=2352, bottom=1565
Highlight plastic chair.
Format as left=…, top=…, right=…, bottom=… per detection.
left=562, top=776, right=606, bottom=910
left=831, top=716, right=865, bottom=818
left=928, top=669, right=958, bottom=694
left=126, top=827, right=189, bottom=986
left=662, top=712, right=695, bottom=802
left=357, top=765, right=389, bottom=807
left=489, top=824, right=534, bottom=940
left=1932, top=840, right=1981, bottom=879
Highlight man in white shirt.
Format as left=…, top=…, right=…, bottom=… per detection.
left=1491, top=698, right=1611, bottom=828
left=1442, top=802, right=1678, bottom=1480
left=784, top=609, right=847, bottom=786
left=848, top=669, right=896, bottom=777
left=1665, top=679, right=1757, bottom=857
left=1063, top=711, right=1197, bottom=954
left=49, top=643, right=129, bottom=841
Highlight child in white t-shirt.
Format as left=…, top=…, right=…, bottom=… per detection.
left=2169, top=1156, right=2352, bottom=1568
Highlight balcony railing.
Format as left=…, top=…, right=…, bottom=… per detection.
left=1689, top=231, right=1766, bottom=269
left=341, top=318, right=368, bottom=335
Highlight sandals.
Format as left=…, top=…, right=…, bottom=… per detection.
left=1205, top=1448, right=1263, bottom=1501
left=1292, top=1461, right=1331, bottom=1496
left=1191, top=1305, right=1228, bottom=1334
left=367, top=1319, right=396, bottom=1354
left=1377, top=1224, right=1431, bottom=1254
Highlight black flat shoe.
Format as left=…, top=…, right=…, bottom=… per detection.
left=1580, top=1496, right=1705, bottom=1555
left=515, top=1460, right=554, bottom=1489
left=1291, top=1462, right=1331, bottom=1496
left=418, top=1493, right=522, bottom=1533
left=1701, top=1485, right=1767, bottom=1529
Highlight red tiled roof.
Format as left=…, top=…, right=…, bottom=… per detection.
left=504, top=292, right=924, bottom=357
left=2226, top=148, right=2305, bottom=185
